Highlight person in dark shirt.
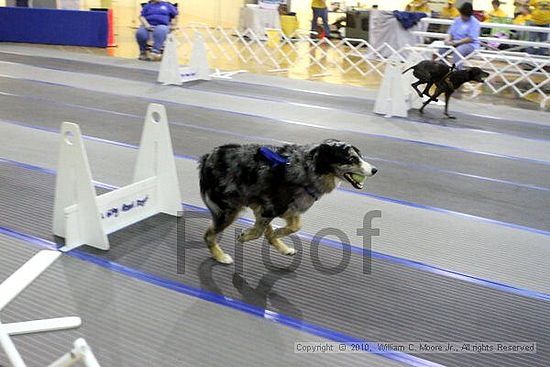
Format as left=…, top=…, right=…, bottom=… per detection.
left=136, top=0, right=178, bottom=61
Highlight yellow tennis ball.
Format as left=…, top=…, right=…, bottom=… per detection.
left=351, top=173, right=365, bottom=183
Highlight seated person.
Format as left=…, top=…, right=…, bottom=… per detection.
left=514, top=0, right=529, bottom=16
left=513, top=5, right=531, bottom=40
left=444, top=2, right=481, bottom=69
left=527, top=0, right=550, bottom=55
left=514, top=4, right=532, bottom=24
left=488, top=0, right=508, bottom=20
left=136, top=0, right=178, bottom=61
left=440, top=0, right=460, bottom=19
left=406, top=0, right=431, bottom=13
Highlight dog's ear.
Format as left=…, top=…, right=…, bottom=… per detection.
left=312, top=142, right=338, bottom=175
left=313, top=142, right=334, bottom=159
left=312, top=141, right=352, bottom=175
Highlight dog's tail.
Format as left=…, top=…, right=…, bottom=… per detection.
left=198, top=153, right=221, bottom=216
left=198, top=153, right=210, bottom=195
left=402, top=65, right=415, bottom=74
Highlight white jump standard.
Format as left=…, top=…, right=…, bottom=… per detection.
left=374, top=55, right=423, bottom=118
left=158, top=32, right=211, bottom=85
left=52, top=103, right=182, bottom=252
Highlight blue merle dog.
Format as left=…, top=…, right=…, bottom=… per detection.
left=198, top=139, right=378, bottom=264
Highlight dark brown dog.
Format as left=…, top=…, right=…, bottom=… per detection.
left=403, top=60, right=454, bottom=99
left=419, top=67, right=490, bottom=119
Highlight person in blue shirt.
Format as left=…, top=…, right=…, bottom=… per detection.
left=136, top=0, right=178, bottom=61
left=445, top=2, right=481, bottom=68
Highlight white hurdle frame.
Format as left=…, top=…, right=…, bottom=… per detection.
left=52, top=103, right=182, bottom=252
left=158, top=32, right=212, bottom=85
left=47, top=338, right=101, bottom=367
left=373, top=52, right=425, bottom=118
left=0, top=250, right=100, bottom=367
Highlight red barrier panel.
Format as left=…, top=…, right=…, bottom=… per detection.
left=107, top=8, right=116, bottom=47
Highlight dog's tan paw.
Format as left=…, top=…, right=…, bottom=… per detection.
left=283, top=247, right=296, bottom=256
left=269, top=238, right=297, bottom=256
left=276, top=245, right=296, bottom=256
left=215, top=253, right=234, bottom=265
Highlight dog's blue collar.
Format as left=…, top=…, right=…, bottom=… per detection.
left=259, top=147, right=320, bottom=200
left=259, top=147, right=289, bottom=168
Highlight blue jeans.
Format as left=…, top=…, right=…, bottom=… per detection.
left=527, top=22, right=549, bottom=56
left=136, top=25, right=169, bottom=54
left=439, top=43, right=476, bottom=69
left=452, top=43, right=476, bottom=69
left=311, top=7, right=330, bottom=36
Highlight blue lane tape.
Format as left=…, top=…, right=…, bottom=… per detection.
left=2, top=120, right=549, bottom=239
left=0, top=226, right=58, bottom=251
left=0, top=73, right=548, bottom=166
left=0, top=225, right=444, bottom=367
left=0, top=61, right=548, bottom=143
left=181, top=202, right=550, bottom=303
left=338, top=188, right=550, bottom=237
left=369, top=156, right=550, bottom=193
left=2, top=54, right=548, bottom=130
left=2, top=119, right=550, bottom=239
left=1, top=157, right=549, bottom=303
left=189, top=88, right=550, bottom=145
left=0, top=89, right=548, bottom=193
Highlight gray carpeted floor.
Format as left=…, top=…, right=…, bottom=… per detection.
left=0, top=46, right=549, bottom=367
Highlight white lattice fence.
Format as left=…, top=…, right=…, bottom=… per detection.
left=470, top=52, right=550, bottom=107
left=174, top=25, right=550, bottom=108
left=407, top=44, right=550, bottom=108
